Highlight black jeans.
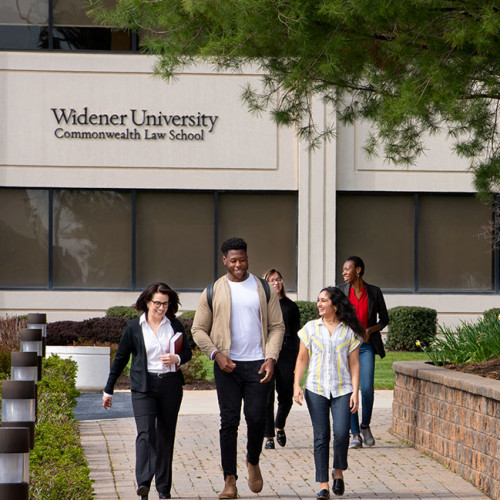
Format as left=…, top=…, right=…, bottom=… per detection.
left=264, top=348, right=296, bottom=437
left=131, top=372, right=183, bottom=495
left=214, top=360, right=270, bottom=478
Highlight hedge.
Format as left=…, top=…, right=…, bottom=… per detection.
left=47, top=316, right=128, bottom=345
left=385, top=306, right=437, bottom=351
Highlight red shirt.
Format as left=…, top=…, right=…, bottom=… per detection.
left=349, top=285, right=368, bottom=328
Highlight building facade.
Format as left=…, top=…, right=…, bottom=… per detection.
left=1, top=3, right=498, bottom=325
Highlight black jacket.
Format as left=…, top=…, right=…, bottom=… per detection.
left=104, top=316, right=192, bottom=394
left=336, top=282, right=388, bottom=358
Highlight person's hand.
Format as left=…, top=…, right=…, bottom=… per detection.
left=215, top=352, right=237, bottom=373
left=293, top=385, right=304, bottom=406
left=159, top=353, right=179, bottom=367
left=350, top=392, right=359, bottom=414
left=103, top=396, right=112, bottom=410
left=258, top=359, right=275, bottom=383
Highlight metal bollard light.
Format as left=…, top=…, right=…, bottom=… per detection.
left=11, top=352, right=39, bottom=385
left=19, top=328, right=43, bottom=381
left=1, top=380, right=37, bottom=449
left=27, top=313, right=47, bottom=357
left=0, top=427, right=30, bottom=500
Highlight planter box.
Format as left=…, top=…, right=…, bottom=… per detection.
left=45, top=346, right=110, bottom=392
left=392, top=361, right=499, bottom=499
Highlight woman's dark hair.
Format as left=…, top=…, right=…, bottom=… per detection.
left=221, top=237, right=247, bottom=256
left=262, top=268, right=287, bottom=298
left=345, top=255, right=365, bottom=277
left=320, top=286, right=365, bottom=337
left=135, top=282, right=180, bottom=321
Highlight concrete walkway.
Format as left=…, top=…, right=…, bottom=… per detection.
left=79, top=390, right=488, bottom=499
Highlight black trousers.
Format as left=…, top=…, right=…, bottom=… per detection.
left=214, top=360, right=270, bottom=478
left=264, top=349, right=296, bottom=437
left=131, top=372, right=183, bottom=495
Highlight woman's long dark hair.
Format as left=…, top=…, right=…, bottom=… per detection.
left=135, top=282, right=180, bottom=321
left=320, top=286, right=365, bottom=338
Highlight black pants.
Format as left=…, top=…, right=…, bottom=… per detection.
left=131, top=372, right=183, bottom=495
left=214, top=360, right=269, bottom=478
left=264, top=349, right=296, bottom=437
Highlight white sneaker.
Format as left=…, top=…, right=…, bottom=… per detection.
left=349, top=434, right=363, bottom=448
left=360, top=426, right=375, bottom=447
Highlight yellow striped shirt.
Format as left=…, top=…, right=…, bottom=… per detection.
left=298, top=319, right=360, bottom=398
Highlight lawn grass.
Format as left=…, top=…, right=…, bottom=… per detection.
left=374, top=350, right=428, bottom=389
left=196, top=349, right=428, bottom=391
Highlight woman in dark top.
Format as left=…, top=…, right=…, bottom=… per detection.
left=262, top=268, right=301, bottom=449
left=337, top=256, right=389, bottom=450
left=103, top=282, right=192, bottom=500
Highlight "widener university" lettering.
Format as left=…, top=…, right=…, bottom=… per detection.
left=51, top=107, right=219, bottom=133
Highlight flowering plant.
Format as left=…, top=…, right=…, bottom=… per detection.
left=417, top=316, right=500, bottom=366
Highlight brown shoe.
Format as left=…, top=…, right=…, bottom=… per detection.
left=246, top=460, right=263, bottom=493
left=219, top=475, right=237, bottom=499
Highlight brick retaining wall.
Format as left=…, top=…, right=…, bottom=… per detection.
left=392, top=361, right=499, bottom=499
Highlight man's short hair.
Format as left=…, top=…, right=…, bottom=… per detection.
left=221, top=237, right=247, bottom=256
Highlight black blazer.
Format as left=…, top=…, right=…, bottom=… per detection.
left=104, top=316, right=192, bottom=394
left=336, top=282, right=388, bottom=359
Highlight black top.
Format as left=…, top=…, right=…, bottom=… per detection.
left=104, top=316, right=192, bottom=394
left=279, top=296, right=301, bottom=357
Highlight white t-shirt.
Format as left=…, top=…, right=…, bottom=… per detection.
left=227, top=275, right=264, bottom=361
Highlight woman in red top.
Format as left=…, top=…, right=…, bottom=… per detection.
left=336, top=256, right=389, bottom=449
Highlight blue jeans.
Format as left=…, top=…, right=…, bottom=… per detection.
left=305, top=389, right=351, bottom=482
left=350, top=342, right=375, bottom=435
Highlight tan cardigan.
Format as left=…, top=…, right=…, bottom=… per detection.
left=192, top=274, right=285, bottom=361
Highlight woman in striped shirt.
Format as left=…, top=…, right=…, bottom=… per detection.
left=293, top=287, right=363, bottom=499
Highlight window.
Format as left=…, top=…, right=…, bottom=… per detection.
left=52, top=190, right=132, bottom=288
left=0, top=188, right=298, bottom=291
left=135, top=192, right=214, bottom=290
left=218, top=193, right=297, bottom=286
left=418, top=195, right=492, bottom=291
left=0, top=189, right=49, bottom=287
left=336, top=194, right=414, bottom=290
left=0, top=0, right=133, bottom=51
left=336, top=193, right=496, bottom=292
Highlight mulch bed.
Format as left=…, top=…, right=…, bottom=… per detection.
left=445, top=357, right=500, bottom=381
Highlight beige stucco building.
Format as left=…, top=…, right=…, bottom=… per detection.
left=1, top=36, right=498, bottom=326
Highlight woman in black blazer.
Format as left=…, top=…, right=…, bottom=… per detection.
left=103, top=282, right=192, bottom=500
left=337, top=257, right=389, bottom=450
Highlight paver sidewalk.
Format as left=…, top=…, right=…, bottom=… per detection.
left=79, top=391, right=488, bottom=499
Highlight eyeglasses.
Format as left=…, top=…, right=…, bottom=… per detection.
left=151, top=301, right=169, bottom=309
left=267, top=278, right=283, bottom=283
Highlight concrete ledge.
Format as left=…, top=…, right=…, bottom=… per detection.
left=392, top=361, right=499, bottom=499
left=46, top=346, right=110, bottom=392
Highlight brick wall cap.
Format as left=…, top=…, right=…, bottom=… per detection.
left=393, top=361, right=500, bottom=401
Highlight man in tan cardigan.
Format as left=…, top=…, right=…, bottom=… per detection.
left=192, top=237, right=285, bottom=499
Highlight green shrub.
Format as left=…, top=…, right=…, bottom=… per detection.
left=106, top=305, right=139, bottom=319
left=386, top=306, right=437, bottom=351
left=296, top=301, right=318, bottom=328
left=30, top=355, right=93, bottom=499
left=178, top=317, right=195, bottom=348
left=47, top=317, right=128, bottom=345
left=421, top=316, right=500, bottom=365
left=181, top=347, right=212, bottom=384
left=179, top=310, right=196, bottom=320
left=0, top=349, right=11, bottom=376
left=483, top=307, right=500, bottom=322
